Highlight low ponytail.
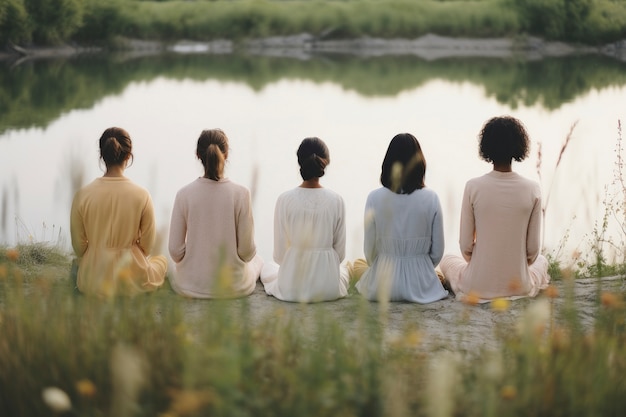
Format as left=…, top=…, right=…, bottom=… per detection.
left=203, top=143, right=225, bottom=181
left=197, top=129, right=229, bottom=181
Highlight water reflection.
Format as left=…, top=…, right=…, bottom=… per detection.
left=0, top=53, right=625, bottom=267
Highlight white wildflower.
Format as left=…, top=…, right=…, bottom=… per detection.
left=41, top=387, right=72, bottom=413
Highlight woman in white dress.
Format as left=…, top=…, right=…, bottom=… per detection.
left=355, top=133, right=449, bottom=303
left=261, top=137, right=349, bottom=302
left=168, top=129, right=263, bottom=298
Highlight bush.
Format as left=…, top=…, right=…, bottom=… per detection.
left=513, top=0, right=596, bottom=41
left=0, top=0, right=30, bottom=45
left=24, top=0, right=84, bottom=45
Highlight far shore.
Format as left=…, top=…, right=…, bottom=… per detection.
left=2, top=34, right=626, bottom=63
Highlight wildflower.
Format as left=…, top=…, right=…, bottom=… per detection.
left=501, top=385, right=517, bottom=400
left=550, top=327, right=570, bottom=351
left=507, top=278, right=522, bottom=293
left=110, top=343, right=148, bottom=417
left=6, top=249, right=19, bottom=262
left=75, top=379, right=97, bottom=398
left=544, top=285, right=559, bottom=299
left=462, top=291, right=480, bottom=306
left=41, top=387, right=72, bottom=413
left=517, top=299, right=551, bottom=340
left=118, top=267, right=133, bottom=282
left=0, top=264, right=7, bottom=280
left=483, top=351, right=503, bottom=380
left=404, top=329, right=422, bottom=347
left=165, top=388, right=215, bottom=416
left=601, top=292, right=623, bottom=309
left=491, top=298, right=510, bottom=312
left=427, top=351, right=461, bottom=417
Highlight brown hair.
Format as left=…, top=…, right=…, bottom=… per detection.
left=197, top=129, right=229, bottom=181
left=297, top=137, right=329, bottom=181
left=99, top=127, right=133, bottom=167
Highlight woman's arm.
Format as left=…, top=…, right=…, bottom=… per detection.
left=363, top=194, right=377, bottom=265
left=168, top=193, right=187, bottom=263
left=430, top=195, right=445, bottom=266
left=459, top=182, right=475, bottom=262
left=273, top=195, right=287, bottom=264
left=236, top=189, right=257, bottom=262
left=70, top=193, right=88, bottom=257
left=333, top=196, right=346, bottom=262
left=526, top=188, right=542, bottom=264
left=138, top=194, right=157, bottom=256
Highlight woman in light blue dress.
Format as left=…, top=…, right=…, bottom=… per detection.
left=356, top=133, right=449, bottom=303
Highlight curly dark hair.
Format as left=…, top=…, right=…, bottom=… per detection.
left=478, top=116, right=530, bottom=164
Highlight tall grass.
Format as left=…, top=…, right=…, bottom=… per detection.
left=1, top=243, right=625, bottom=416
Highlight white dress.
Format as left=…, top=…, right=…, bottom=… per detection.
left=261, top=187, right=349, bottom=302
left=356, top=187, right=449, bottom=303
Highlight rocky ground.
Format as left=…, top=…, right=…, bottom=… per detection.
left=177, top=275, right=624, bottom=355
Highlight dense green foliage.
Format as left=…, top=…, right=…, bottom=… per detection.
left=0, top=0, right=625, bottom=47
left=1, top=52, right=625, bottom=134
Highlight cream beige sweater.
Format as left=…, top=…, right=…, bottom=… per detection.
left=168, top=177, right=261, bottom=298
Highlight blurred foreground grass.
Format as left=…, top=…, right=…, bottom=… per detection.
left=0, top=244, right=625, bottom=416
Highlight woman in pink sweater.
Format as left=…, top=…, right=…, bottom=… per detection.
left=439, top=116, right=550, bottom=301
left=168, top=129, right=263, bottom=298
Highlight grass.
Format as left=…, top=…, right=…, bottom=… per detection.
left=0, top=242, right=625, bottom=417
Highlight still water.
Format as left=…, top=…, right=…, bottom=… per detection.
left=1, top=52, right=625, bottom=266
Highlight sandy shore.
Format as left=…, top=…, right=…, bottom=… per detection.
left=175, top=275, right=624, bottom=355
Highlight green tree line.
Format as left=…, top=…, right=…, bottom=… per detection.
left=1, top=51, right=625, bottom=134
left=1, top=0, right=625, bottom=47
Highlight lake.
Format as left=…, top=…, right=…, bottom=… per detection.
left=1, top=51, right=625, bottom=267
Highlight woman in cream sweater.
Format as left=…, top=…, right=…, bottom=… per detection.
left=168, top=129, right=263, bottom=298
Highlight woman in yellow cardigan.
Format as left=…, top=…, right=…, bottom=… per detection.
left=70, top=127, right=167, bottom=297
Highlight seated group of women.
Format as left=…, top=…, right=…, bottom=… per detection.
left=70, top=116, right=551, bottom=303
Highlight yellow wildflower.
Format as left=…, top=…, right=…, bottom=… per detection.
left=491, top=298, right=510, bottom=312
left=6, top=249, right=19, bottom=262
left=601, top=292, right=623, bottom=309
left=544, top=285, right=559, bottom=299
left=501, top=385, right=517, bottom=400
left=76, top=379, right=97, bottom=398
left=462, top=291, right=481, bottom=306
left=118, top=267, right=133, bottom=282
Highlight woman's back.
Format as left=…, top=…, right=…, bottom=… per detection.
left=275, top=187, right=344, bottom=256
left=73, top=178, right=152, bottom=249
left=365, top=187, right=442, bottom=257
left=168, top=178, right=258, bottom=298
left=458, top=171, right=542, bottom=297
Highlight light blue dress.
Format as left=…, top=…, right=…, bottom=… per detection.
left=356, top=187, right=449, bottom=303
